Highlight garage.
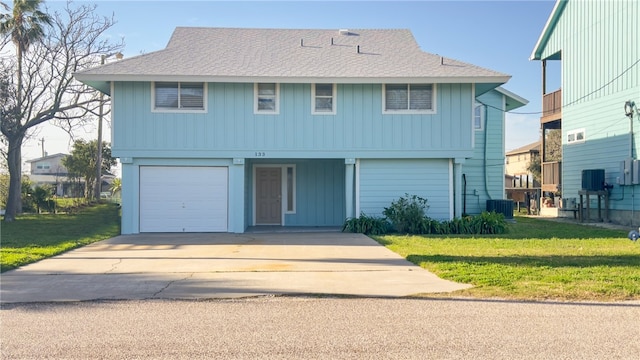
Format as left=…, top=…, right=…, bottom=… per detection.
left=139, top=166, right=228, bottom=232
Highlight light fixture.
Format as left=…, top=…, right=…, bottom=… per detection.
left=625, top=100, right=635, bottom=118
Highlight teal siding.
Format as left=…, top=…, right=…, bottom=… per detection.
left=540, top=1, right=639, bottom=105
left=359, top=159, right=451, bottom=220
left=537, top=0, right=640, bottom=219
left=245, top=159, right=345, bottom=227
left=463, top=90, right=506, bottom=215
left=112, top=82, right=474, bottom=159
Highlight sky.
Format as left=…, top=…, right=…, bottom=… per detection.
left=18, top=0, right=558, bottom=165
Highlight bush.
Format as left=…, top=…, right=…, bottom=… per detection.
left=342, top=214, right=390, bottom=235
left=383, top=193, right=429, bottom=234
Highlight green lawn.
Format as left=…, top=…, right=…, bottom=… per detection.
left=373, top=217, right=640, bottom=301
left=0, top=203, right=120, bottom=272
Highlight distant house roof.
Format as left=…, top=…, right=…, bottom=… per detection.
left=506, top=141, right=541, bottom=156
left=75, top=27, right=511, bottom=94
left=25, top=153, right=68, bottom=163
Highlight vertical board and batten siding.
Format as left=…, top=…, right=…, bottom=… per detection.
left=111, top=82, right=473, bottom=158
left=539, top=1, right=639, bottom=106
left=244, top=159, right=345, bottom=227
left=359, top=159, right=451, bottom=220
left=538, top=0, right=640, bottom=214
left=463, top=90, right=506, bottom=214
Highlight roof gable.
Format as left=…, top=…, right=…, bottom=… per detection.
left=76, top=27, right=510, bottom=92
left=530, top=0, right=568, bottom=60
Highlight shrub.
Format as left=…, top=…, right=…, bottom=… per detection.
left=342, top=214, right=390, bottom=235
left=383, top=194, right=429, bottom=234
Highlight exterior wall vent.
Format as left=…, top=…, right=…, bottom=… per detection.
left=581, top=169, right=605, bottom=191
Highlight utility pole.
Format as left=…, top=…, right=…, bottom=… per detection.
left=94, top=52, right=123, bottom=200
left=39, top=137, right=45, bottom=157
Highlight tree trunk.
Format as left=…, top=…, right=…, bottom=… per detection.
left=4, top=133, right=25, bottom=222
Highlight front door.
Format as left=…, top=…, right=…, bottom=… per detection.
left=256, top=167, right=282, bottom=225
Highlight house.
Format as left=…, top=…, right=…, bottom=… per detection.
left=505, top=141, right=541, bottom=210
left=531, top=0, right=640, bottom=223
left=505, top=141, right=540, bottom=188
left=25, top=153, right=77, bottom=197
left=75, top=27, right=526, bottom=234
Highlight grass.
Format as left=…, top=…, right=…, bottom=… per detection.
left=373, top=217, right=640, bottom=301
left=0, top=203, right=121, bottom=272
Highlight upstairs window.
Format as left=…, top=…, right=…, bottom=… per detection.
left=153, top=82, right=205, bottom=111
left=255, top=83, right=279, bottom=114
left=312, top=84, right=336, bottom=115
left=384, top=84, right=435, bottom=113
left=474, top=102, right=485, bottom=130
left=567, top=128, right=585, bottom=144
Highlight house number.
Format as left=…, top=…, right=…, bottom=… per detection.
left=255, top=152, right=266, bottom=157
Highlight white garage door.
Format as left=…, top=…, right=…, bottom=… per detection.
left=139, top=166, right=228, bottom=232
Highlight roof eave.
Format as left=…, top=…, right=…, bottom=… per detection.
left=496, top=86, right=529, bottom=111
left=530, top=0, right=568, bottom=61
left=75, top=74, right=511, bottom=87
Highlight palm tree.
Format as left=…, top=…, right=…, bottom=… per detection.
left=0, top=0, right=52, bottom=105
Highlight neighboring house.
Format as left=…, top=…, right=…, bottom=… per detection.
left=505, top=141, right=540, bottom=188
left=505, top=141, right=541, bottom=209
left=25, top=153, right=79, bottom=197
left=75, top=27, right=526, bottom=234
left=531, top=0, right=640, bottom=223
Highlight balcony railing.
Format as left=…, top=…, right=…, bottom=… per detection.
left=542, top=161, right=561, bottom=192
left=542, top=89, right=562, bottom=122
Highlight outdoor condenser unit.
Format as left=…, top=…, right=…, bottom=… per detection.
left=581, top=169, right=605, bottom=191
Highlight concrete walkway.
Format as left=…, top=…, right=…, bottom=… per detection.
left=0, top=232, right=471, bottom=303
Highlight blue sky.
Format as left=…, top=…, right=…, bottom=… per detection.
left=24, top=0, right=557, bottom=162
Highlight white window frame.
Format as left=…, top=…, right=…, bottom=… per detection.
left=311, top=83, right=337, bottom=115
left=254, top=83, right=280, bottom=114
left=382, top=83, right=437, bottom=114
left=151, top=82, right=207, bottom=113
left=474, top=102, right=485, bottom=131
left=567, top=128, right=586, bottom=144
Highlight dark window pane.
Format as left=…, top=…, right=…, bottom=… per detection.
left=155, top=82, right=179, bottom=108
left=385, top=84, right=408, bottom=110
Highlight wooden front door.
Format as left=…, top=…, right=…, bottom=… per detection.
left=256, top=167, right=282, bottom=225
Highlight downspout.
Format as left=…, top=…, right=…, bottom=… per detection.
left=463, top=173, right=467, bottom=215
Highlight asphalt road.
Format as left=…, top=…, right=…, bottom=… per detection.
left=2, top=297, right=639, bottom=359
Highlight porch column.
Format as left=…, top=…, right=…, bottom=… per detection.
left=230, top=158, right=246, bottom=233
left=120, top=157, right=134, bottom=234
left=345, top=158, right=356, bottom=219
left=454, top=158, right=465, bottom=218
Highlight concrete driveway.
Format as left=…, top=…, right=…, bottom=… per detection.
left=0, top=232, right=470, bottom=303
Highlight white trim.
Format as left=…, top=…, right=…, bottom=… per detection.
left=311, top=83, right=337, bottom=115
left=495, top=86, right=529, bottom=107
left=567, top=128, right=586, bottom=144
left=474, top=102, right=485, bottom=132
left=150, top=82, right=207, bottom=113
left=252, top=164, right=295, bottom=226
left=355, top=159, right=360, bottom=216
left=382, top=83, right=437, bottom=115
left=76, top=73, right=512, bottom=85
left=449, top=159, right=454, bottom=219
left=254, top=83, right=280, bottom=115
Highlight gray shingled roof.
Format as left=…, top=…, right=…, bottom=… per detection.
left=75, top=27, right=510, bottom=88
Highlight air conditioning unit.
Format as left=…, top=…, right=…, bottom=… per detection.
left=581, top=169, right=605, bottom=191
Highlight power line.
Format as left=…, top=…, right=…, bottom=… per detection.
left=483, top=57, right=640, bottom=115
